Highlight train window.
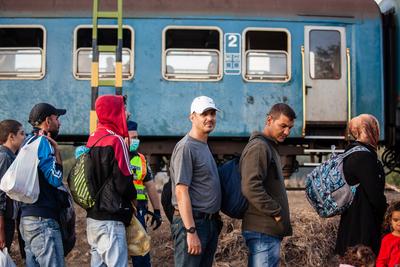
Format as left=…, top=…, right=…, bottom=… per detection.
left=309, top=30, right=341, bottom=80
left=162, top=26, right=222, bottom=81
left=73, top=25, right=134, bottom=80
left=0, top=26, right=46, bottom=80
left=243, top=28, right=291, bottom=82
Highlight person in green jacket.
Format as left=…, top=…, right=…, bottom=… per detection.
left=240, top=103, right=296, bottom=267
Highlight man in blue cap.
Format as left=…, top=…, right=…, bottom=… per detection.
left=127, top=120, right=162, bottom=267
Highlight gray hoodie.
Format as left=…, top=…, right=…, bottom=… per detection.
left=240, top=132, right=292, bottom=238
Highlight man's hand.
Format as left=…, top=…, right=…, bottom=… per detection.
left=45, top=134, right=62, bottom=164
left=45, top=133, right=59, bottom=150
left=149, top=209, right=162, bottom=230
left=187, top=232, right=201, bottom=255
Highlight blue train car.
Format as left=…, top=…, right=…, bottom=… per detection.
left=0, top=0, right=398, bottom=173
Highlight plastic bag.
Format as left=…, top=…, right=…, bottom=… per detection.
left=0, top=248, right=17, bottom=267
left=0, top=136, right=41, bottom=203
left=126, top=215, right=151, bottom=256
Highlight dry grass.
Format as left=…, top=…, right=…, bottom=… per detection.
left=8, top=191, right=399, bottom=267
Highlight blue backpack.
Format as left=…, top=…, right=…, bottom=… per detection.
left=218, top=157, right=247, bottom=219
left=305, top=145, right=370, bottom=218
left=218, top=137, right=273, bottom=219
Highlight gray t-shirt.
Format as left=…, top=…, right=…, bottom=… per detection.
left=170, top=134, right=221, bottom=213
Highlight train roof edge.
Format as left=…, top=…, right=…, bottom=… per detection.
left=0, top=0, right=381, bottom=20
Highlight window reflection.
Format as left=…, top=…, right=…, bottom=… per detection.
left=246, top=51, right=287, bottom=79
left=309, top=30, right=341, bottom=80
left=77, top=49, right=131, bottom=78
left=165, top=50, right=219, bottom=75
left=0, top=48, right=42, bottom=74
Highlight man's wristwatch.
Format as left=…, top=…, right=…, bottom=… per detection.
left=185, top=226, right=196, bottom=234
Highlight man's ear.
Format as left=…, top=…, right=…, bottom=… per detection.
left=189, top=113, right=194, bottom=122
left=7, top=133, right=14, bottom=143
left=265, top=115, right=272, bottom=126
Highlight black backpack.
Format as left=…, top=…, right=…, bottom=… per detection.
left=161, top=178, right=174, bottom=223
left=56, top=186, right=76, bottom=256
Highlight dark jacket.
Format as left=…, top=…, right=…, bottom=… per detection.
left=86, top=95, right=137, bottom=226
left=335, top=141, right=387, bottom=256
left=20, top=134, right=64, bottom=220
left=240, top=132, right=292, bottom=238
left=0, top=145, right=16, bottom=219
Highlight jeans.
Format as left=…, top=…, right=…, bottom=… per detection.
left=243, top=231, right=282, bottom=267
left=131, top=200, right=151, bottom=267
left=19, top=216, right=65, bottom=267
left=171, top=215, right=219, bottom=267
left=86, top=218, right=128, bottom=267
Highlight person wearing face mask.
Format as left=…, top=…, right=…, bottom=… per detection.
left=127, top=120, right=162, bottom=267
left=19, top=103, right=67, bottom=267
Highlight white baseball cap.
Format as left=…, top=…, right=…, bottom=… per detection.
left=190, top=96, right=221, bottom=114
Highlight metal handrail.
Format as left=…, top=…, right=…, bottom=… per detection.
left=346, top=48, right=352, bottom=134
left=301, top=45, right=306, bottom=137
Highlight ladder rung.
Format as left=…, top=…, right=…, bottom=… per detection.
left=98, top=80, right=115, bottom=87
left=97, top=11, right=119, bottom=19
left=98, top=45, right=117, bottom=52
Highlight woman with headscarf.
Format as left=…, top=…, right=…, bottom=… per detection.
left=335, top=114, right=388, bottom=256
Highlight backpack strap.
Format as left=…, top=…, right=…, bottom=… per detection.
left=253, top=135, right=274, bottom=166
left=88, top=133, right=114, bottom=152
left=341, top=145, right=370, bottom=159
left=86, top=133, right=115, bottom=201
left=246, top=136, right=279, bottom=181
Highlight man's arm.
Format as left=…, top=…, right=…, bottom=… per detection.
left=37, top=137, right=63, bottom=188
left=145, top=180, right=160, bottom=210
left=176, top=184, right=201, bottom=255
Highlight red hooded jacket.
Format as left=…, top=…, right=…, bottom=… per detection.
left=86, top=95, right=136, bottom=225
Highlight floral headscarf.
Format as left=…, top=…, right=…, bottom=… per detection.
left=348, top=114, right=380, bottom=149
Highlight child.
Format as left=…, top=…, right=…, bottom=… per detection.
left=0, top=119, right=25, bottom=250
left=376, top=201, right=400, bottom=267
left=339, top=245, right=376, bottom=267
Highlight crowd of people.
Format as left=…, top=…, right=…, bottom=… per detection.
left=0, top=94, right=398, bottom=267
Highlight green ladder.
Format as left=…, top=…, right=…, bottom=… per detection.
left=90, top=0, right=124, bottom=133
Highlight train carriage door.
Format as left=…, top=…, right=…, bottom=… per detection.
left=304, top=26, right=347, bottom=129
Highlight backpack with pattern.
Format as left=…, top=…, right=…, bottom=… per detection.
left=305, top=145, right=370, bottom=218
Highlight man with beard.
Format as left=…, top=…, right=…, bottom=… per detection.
left=170, top=96, right=222, bottom=267
left=19, top=103, right=67, bottom=266
left=240, top=103, right=296, bottom=267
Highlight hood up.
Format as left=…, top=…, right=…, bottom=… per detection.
left=95, top=95, right=128, bottom=138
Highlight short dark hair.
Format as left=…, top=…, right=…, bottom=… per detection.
left=342, top=245, right=375, bottom=267
left=268, top=103, right=296, bottom=121
left=0, top=120, right=22, bottom=144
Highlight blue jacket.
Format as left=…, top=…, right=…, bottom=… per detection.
left=20, top=134, right=63, bottom=220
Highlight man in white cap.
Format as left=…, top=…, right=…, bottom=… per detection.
left=170, top=96, right=222, bottom=267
